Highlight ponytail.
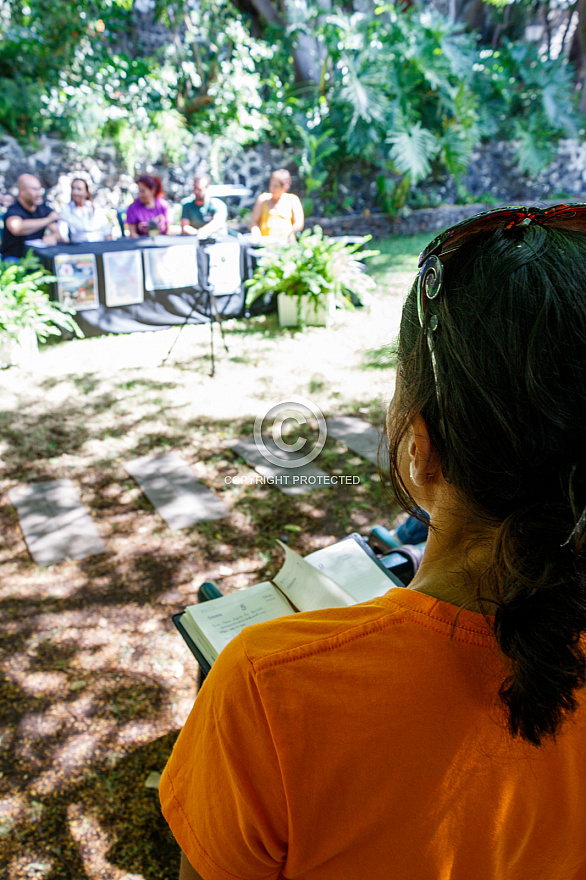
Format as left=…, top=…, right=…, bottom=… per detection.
left=387, top=224, right=586, bottom=745
left=489, top=499, right=586, bottom=745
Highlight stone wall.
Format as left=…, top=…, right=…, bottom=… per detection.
left=0, top=134, right=286, bottom=221
left=2, top=133, right=586, bottom=239
left=306, top=203, right=494, bottom=239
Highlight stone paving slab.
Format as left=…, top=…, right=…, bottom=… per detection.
left=231, top=439, right=328, bottom=496
left=124, top=452, right=228, bottom=529
left=8, top=479, right=106, bottom=566
left=326, top=416, right=384, bottom=465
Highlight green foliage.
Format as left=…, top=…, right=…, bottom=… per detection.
left=387, top=123, right=439, bottom=185
left=0, top=0, right=277, bottom=165
left=0, top=75, right=46, bottom=140
left=245, top=228, right=379, bottom=317
left=282, top=5, right=486, bottom=213
left=469, top=39, right=578, bottom=174
left=0, top=0, right=581, bottom=194
left=376, top=173, right=411, bottom=216
left=174, top=0, right=278, bottom=144
left=294, top=124, right=338, bottom=215
left=281, top=2, right=580, bottom=209
left=0, top=254, right=82, bottom=343
left=317, top=8, right=481, bottom=167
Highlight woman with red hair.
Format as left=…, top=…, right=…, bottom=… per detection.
left=126, top=174, right=170, bottom=237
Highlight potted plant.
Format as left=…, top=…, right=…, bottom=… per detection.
left=245, top=226, right=379, bottom=328
left=0, top=252, right=82, bottom=368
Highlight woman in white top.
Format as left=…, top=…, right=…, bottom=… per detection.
left=60, top=178, right=112, bottom=243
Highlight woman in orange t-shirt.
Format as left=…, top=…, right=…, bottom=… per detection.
left=249, top=168, right=304, bottom=241
left=161, top=205, right=586, bottom=880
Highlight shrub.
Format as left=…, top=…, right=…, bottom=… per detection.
left=0, top=253, right=82, bottom=343
left=245, top=227, right=379, bottom=320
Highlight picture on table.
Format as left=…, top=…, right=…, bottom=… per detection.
left=206, top=241, right=242, bottom=295
left=103, top=250, right=144, bottom=307
left=54, top=253, right=99, bottom=311
left=143, top=245, right=198, bottom=292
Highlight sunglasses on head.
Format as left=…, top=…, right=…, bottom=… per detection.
left=416, top=203, right=586, bottom=328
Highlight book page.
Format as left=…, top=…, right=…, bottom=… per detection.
left=272, top=542, right=355, bottom=611
left=184, top=581, right=295, bottom=662
left=304, top=538, right=395, bottom=604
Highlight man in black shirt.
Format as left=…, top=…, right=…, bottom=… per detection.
left=1, top=174, right=63, bottom=260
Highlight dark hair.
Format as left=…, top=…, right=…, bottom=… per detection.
left=137, top=174, right=163, bottom=198
left=71, top=177, right=92, bottom=205
left=387, top=223, right=586, bottom=746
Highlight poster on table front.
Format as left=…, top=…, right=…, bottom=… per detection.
left=54, top=253, right=99, bottom=311
left=103, top=250, right=144, bottom=307
left=144, top=245, right=198, bottom=291
left=206, top=241, right=241, bottom=295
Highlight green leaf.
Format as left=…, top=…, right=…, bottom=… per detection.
left=514, top=126, right=554, bottom=177
left=0, top=254, right=83, bottom=343
left=245, top=227, right=378, bottom=311
left=386, top=123, right=439, bottom=185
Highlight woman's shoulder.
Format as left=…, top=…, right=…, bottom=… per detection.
left=125, top=199, right=144, bottom=220
left=156, top=198, right=170, bottom=211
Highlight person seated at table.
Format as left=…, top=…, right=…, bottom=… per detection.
left=1, top=173, right=64, bottom=262
left=249, top=168, right=304, bottom=242
left=126, top=174, right=170, bottom=237
left=181, top=174, right=228, bottom=239
left=60, top=178, right=112, bottom=243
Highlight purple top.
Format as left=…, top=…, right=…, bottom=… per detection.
left=125, top=198, right=170, bottom=236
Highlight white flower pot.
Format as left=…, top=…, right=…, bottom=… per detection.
left=277, top=293, right=335, bottom=327
left=0, top=326, right=39, bottom=369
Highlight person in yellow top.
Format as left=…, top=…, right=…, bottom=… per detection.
left=249, top=169, right=304, bottom=241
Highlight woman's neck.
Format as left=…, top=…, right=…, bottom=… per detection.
left=407, top=501, right=498, bottom=614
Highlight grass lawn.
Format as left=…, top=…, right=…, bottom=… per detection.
left=0, top=232, right=424, bottom=880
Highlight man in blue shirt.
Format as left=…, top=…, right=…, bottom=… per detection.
left=1, top=174, right=64, bottom=261
left=180, top=174, right=228, bottom=239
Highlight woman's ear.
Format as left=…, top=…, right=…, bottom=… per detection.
left=408, top=414, right=441, bottom=487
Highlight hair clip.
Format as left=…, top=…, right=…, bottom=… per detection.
left=417, top=255, right=443, bottom=330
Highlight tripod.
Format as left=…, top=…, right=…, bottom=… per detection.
left=161, top=240, right=230, bottom=376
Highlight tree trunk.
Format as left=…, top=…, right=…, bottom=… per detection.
left=577, top=0, right=586, bottom=112
left=246, top=0, right=330, bottom=85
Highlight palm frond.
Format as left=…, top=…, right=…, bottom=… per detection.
left=386, top=122, right=438, bottom=184
left=514, top=126, right=554, bottom=177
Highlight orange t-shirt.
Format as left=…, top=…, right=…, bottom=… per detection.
left=160, top=588, right=586, bottom=880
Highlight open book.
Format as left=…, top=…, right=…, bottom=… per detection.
left=174, top=534, right=402, bottom=670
